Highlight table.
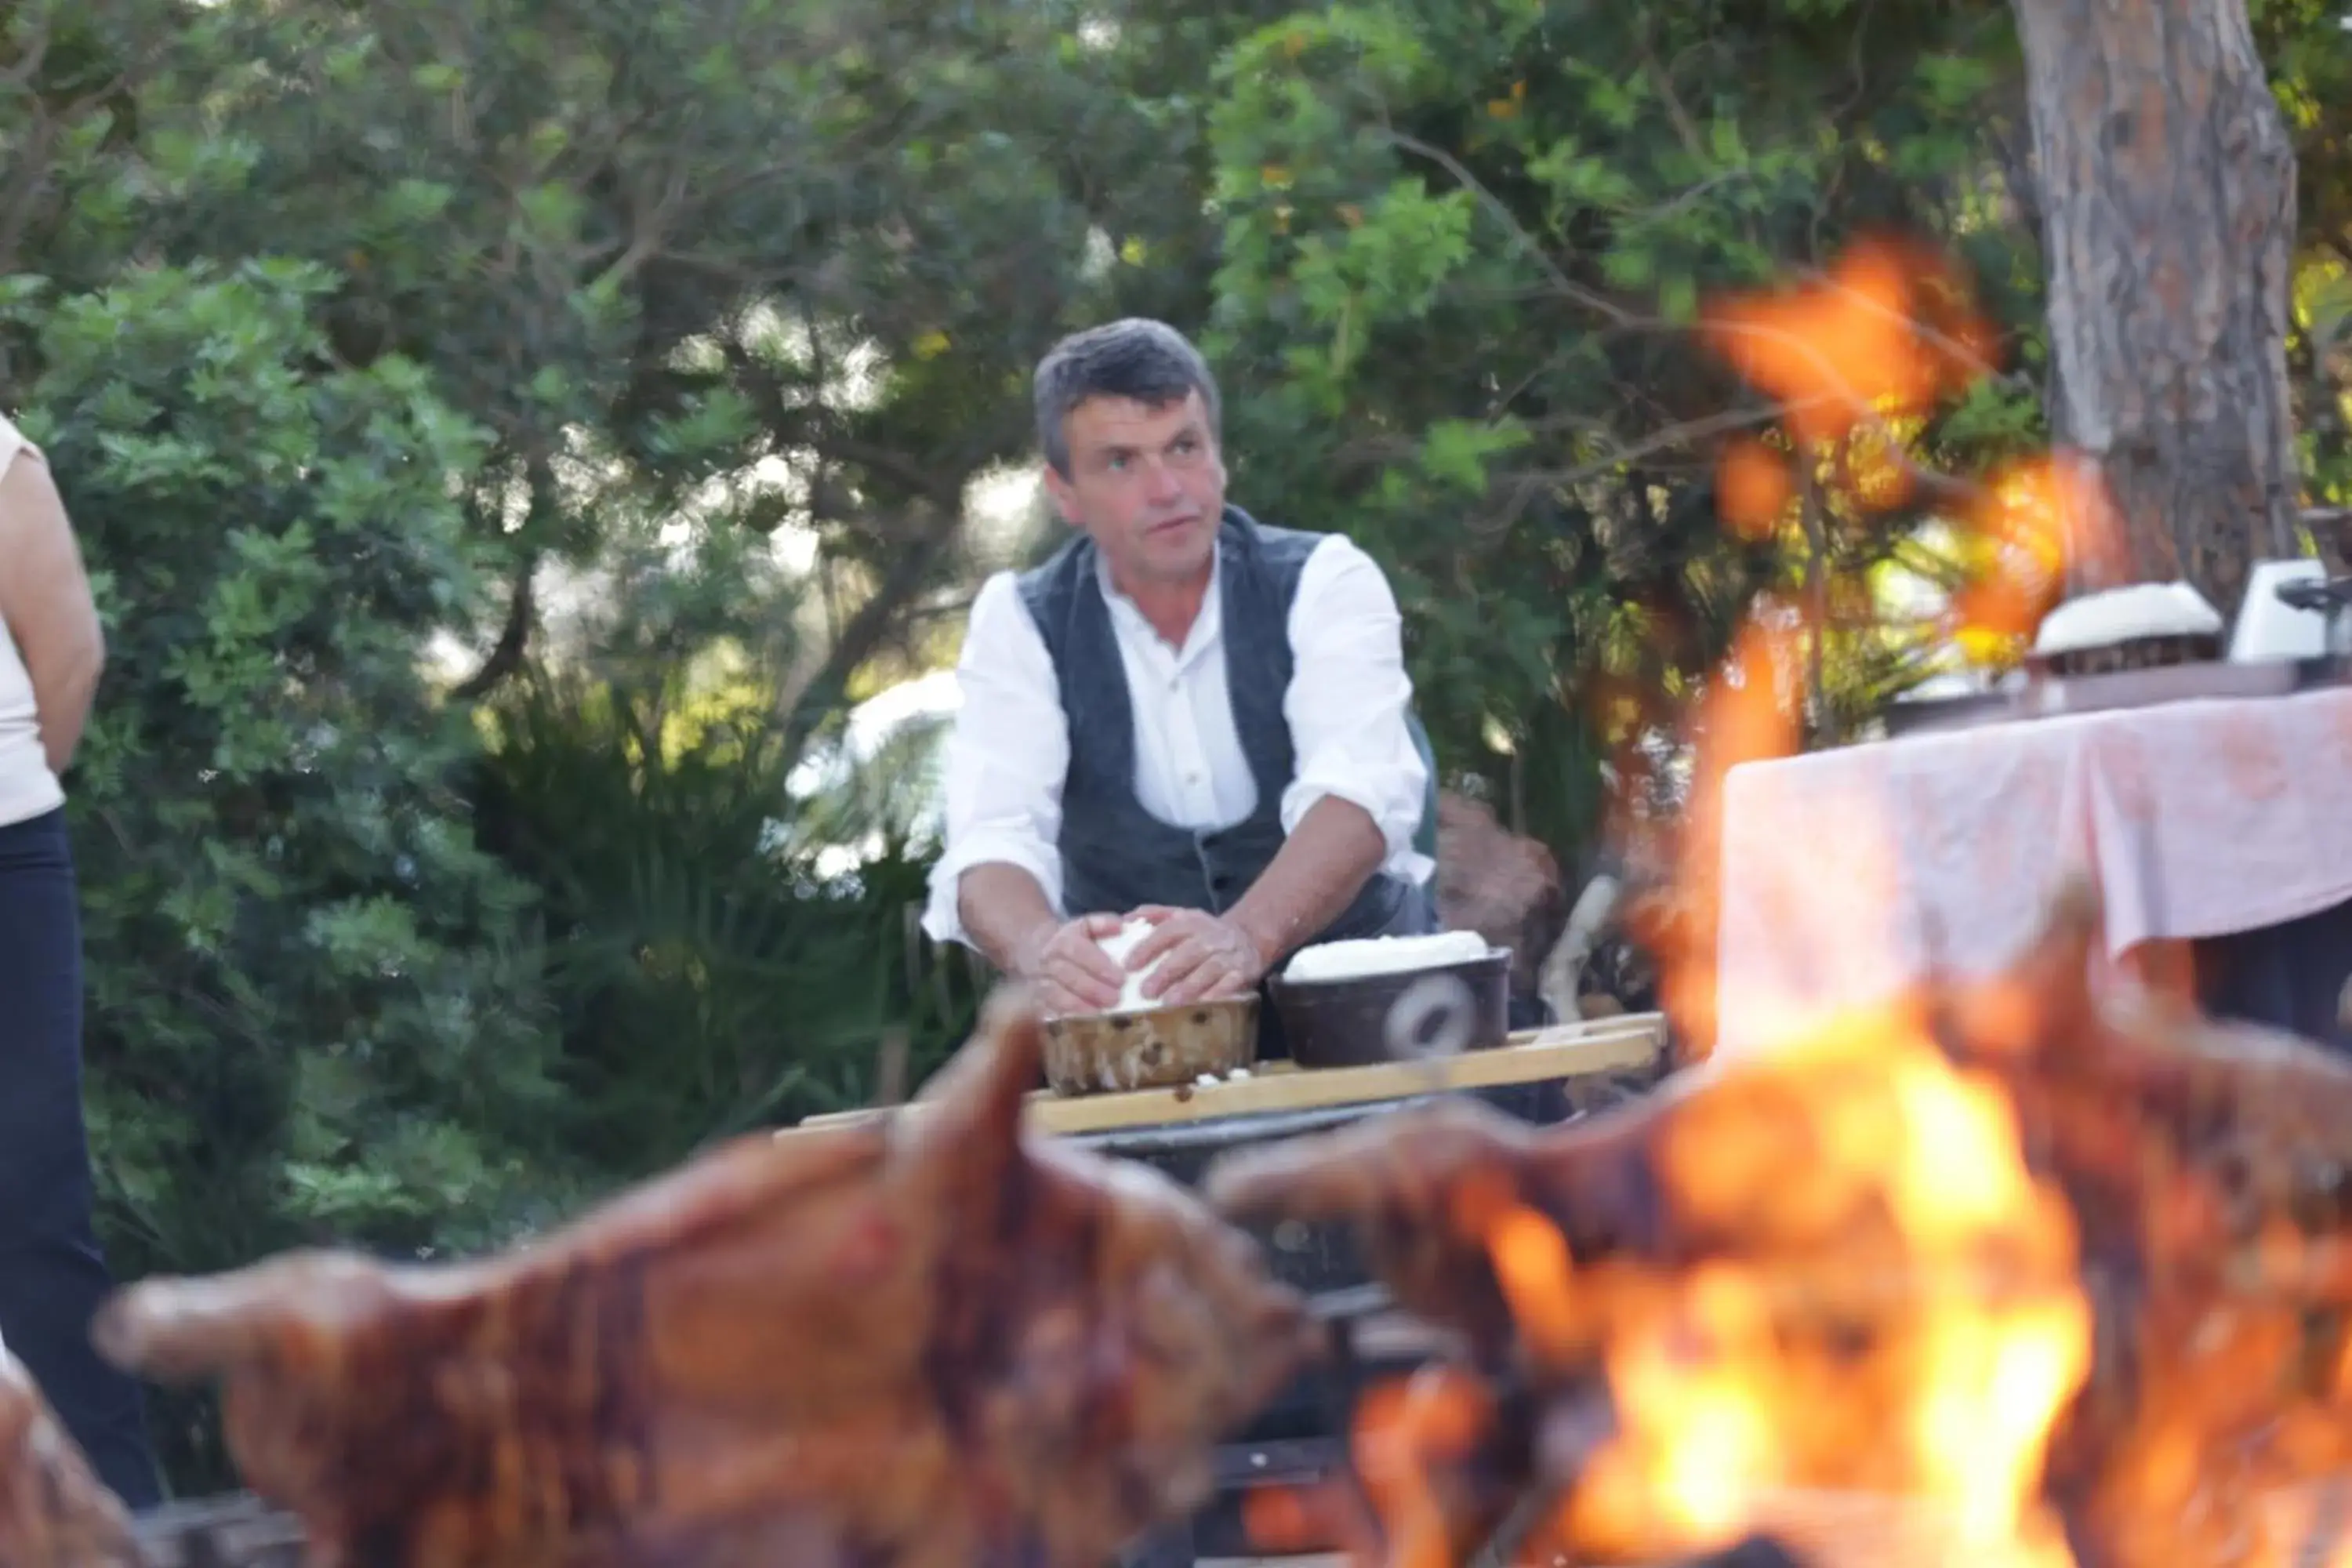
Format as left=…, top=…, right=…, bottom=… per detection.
left=1714, top=685, right=2352, bottom=1054
left=790, top=1014, right=1666, bottom=1137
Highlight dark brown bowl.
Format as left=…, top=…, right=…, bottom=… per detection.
left=2032, top=632, right=2221, bottom=677
left=1266, top=949, right=1513, bottom=1069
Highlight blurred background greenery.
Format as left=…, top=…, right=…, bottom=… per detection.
left=2, top=0, right=2346, bottom=1491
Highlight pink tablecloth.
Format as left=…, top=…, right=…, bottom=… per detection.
left=1713, top=686, right=2352, bottom=1054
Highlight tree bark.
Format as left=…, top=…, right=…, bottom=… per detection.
left=2011, top=0, right=2301, bottom=617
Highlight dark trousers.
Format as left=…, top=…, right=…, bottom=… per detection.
left=0, top=808, right=162, bottom=1507
left=2200, top=892, right=2352, bottom=1054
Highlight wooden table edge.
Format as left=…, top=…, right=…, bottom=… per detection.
left=779, top=1013, right=1667, bottom=1141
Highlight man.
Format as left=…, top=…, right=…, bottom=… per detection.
left=922, top=319, right=1436, bottom=1026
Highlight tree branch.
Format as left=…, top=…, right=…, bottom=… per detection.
left=0, top=17, right=147, bottom=278
left=450, top=551, right=539, bottom=702
left=449, top=457, right=557, bottom=701
left=1634, top=22, right=1706, bottom=162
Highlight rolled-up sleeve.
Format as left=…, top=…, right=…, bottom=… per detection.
left=920, top=573, right=1071, bottom=947
left=1280, top=537, right=1433, bottom=881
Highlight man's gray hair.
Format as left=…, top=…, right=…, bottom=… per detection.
left=1032, top=318, right=1221, bottom=476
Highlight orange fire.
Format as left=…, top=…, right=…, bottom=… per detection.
left=1229, top=993, right=2100, bottom=1567
left=1221, top=920, right=2352, bottom=1566
left=1715, top=437, right=1796, bottom=541
left=1693, top=230, right=2128, bottom=658
left=1548, top=1003, right=2091, bottom=1568
left=1642, top=612, right=1806, bottom=1060
left=1622, top=234, right=2127, bottom=1065
left=1700, top=236, right=1994, bottom=450
left=1232, top=234, right=2337, bottom=1568
left=1950, top=456, right=2123, bottom=650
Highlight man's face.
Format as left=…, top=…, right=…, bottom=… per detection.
left=1043, top=390, right=1226, bottom=590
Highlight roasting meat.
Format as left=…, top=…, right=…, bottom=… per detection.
left=1207, top=882, right=2352, bottom=1568
left=94, top=988, right=1318, bottom=1568
left=0, top=1345, right=143, bottom=1568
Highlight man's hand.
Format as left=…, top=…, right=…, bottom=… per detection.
left=1010, top=913, right=1130, bottom=1017
left=1125, top=906, right=1270, bottom=1007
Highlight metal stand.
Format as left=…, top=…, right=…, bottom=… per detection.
left=1074, top=1069, right=1661, bottom=1567
left=133, top=1494, right=303, bottom=1568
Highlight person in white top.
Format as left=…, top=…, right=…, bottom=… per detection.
left=923, top=321, right=1436, bottom=1029
left=0, top=412, right=161, bottom=1506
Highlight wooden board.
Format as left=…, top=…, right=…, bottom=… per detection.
left=784, top=1013, right=1666, bottom=1142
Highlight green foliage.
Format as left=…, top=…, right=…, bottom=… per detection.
left=473, top=675, right=978, bottom=1171
left=5, top=262, right=579, bottom=1486
left=468, top=528, right=979, bottom=1171
left=1200, top=0, right=2049, bottom=849
left=4, top=0, right=2350, bottom=1502
left=10, top=262, right=554, bottom=1244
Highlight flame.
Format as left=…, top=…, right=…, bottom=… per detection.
left=1546, top=1008, right=2092, bottom=1567
left=1571, top=238, right=2120, bottom=1568
left=1700, top=236, right=1991, bottom=449
left=1619, top=611, right=1807, bottom=1063
left=1628, top=235, right=2129, bottom=1065
left=1479, top=1203, right=1581, bottom=1374
left=1715, top=437, right=1797, bottom=541
left=1553, top=236, right=2107, bottom=1568
left=1243, top=1000, right=2099, bottom=1568
left=1241, top=233, right=2338, bottom=1568
left=1351, top=1368, right=1497, bottom=1568
left=1947, top=455, right=2126, bottom=657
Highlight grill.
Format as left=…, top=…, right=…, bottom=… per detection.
left=1085, top=1069, right=1666, bottom=1568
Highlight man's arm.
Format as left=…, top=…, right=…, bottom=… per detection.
left=957, top=862, right=1064, bottom=979
left=0, top=446, right=104, bottom=776
left=920, top=574, right=1123, bottom=1013
left=1129, top=537, right=1429, bottom=1004
left=1129, top=795, right=1392, bottom=1009
left=1225, top=794, right=1388, bottom=964
left=958, top=864, right=1124, bottom=1011
left=1276, top=535, right=1430, bottom=869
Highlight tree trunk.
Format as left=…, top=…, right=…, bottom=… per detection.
left=2011, top=0, right=2300, bottom=618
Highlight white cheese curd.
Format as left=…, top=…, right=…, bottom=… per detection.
left=1281, top=929, right=1494, bottom=984
left=1096, top=916, right=1171, bottom=1014
left=2033, top=582, right=2222, bottom=659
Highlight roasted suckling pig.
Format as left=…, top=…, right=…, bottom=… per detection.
left=1207, top=883, right=2352, bottom=1568
left=93, top=988, right=1317, bottom=1568
left=0, top=1345, right=142, bottom=1568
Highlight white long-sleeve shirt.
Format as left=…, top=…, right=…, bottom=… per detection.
left=920, top=532, right=1433, bottom=947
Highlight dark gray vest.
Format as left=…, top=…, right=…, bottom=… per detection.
left=1015, top=506, right=1431, bottom=946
